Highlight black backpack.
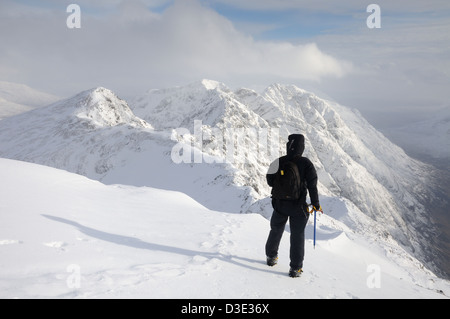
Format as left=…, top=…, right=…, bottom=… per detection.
left=271, top=158, right=301, bottom=200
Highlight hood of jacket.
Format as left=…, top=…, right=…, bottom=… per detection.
left=286, top=134, right=305, bottom=159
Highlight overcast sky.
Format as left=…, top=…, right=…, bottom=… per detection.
left=1, top=0, right=449, bottom=129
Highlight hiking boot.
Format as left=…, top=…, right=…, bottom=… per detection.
left=289, top=268, right=303, bottom=278
left=266, top=256, right=278, bottom=267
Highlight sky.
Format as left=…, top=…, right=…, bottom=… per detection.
left=0, top=0, right=449, bottom=129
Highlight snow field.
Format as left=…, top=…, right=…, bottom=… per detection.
left=1, top=158, right=448, bottom=299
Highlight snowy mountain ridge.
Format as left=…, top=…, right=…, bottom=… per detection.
left=0, top=80, right=447, bottom=279
left=68, top=87, right=151, bottom=129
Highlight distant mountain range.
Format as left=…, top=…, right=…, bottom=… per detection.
left=0, top=81, right=59, bottom=120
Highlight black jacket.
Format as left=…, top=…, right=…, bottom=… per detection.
left=266, top=134, right=320, bottom=215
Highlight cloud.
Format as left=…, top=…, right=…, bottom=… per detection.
left=3, top=0, right=447, bottom=131
left=206, top=0, right=450, bottom=14
left=204, top=0, right=449, bottom=127
left=154, top=1, right=352, bottom=79
left=307, top=12, right=450, bottom=128
left=0, top=0, right=352, bottom=97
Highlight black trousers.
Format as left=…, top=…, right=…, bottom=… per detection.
left=265, top=208, right=309, bottom=269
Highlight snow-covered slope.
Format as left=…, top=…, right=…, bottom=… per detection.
left=0, top=86, right=253, bottom=213
left=1, top=158, right=448, bottom=299
left=0, top=80, right=447, bottom=278
left=132, top=80, right=276, bottom=213
left=0, top=81, right=60, bottom=120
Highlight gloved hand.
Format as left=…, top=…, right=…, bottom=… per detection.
left=312, top=204, right=323, bottom=214
left=307, top=204, right=323, bottom=214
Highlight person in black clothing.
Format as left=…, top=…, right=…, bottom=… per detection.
left=265, top=134, right=321, bottom=277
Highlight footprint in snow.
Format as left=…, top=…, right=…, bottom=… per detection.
left=43, top=241, right=67, bottom=251
left=0, top=239, right=23, bottom=245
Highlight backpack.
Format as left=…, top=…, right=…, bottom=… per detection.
left=271, top=158, right=302, bottom=200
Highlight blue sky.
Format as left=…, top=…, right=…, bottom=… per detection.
left=1, top=0, right=449, bottom=128
left=207, top=2, right=363, bottom=41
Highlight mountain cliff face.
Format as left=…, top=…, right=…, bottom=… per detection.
left=0, top=80, right=447, bottom=278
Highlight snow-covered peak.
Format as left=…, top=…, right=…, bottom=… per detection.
left=258, top=83, right=326, bottom=120
left=2, top=86, right=152, bottom=130
left=199, top=79, right=229, bottom=91
left=131, top=80, right=259, bottom=130
left=0, top=86, right=153, bottom=178
left=265, top=82, right=308, bottom=97
left=143, top=79, right=229, bottom=96
left=68, top=87, right=151, bottom=128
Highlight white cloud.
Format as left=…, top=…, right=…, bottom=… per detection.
left=307, top=14, right=450, bottom=127
left=0, top=0, right=353, bottom=97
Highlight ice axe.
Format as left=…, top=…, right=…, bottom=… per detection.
left=307, top=204, right=323, bottom=249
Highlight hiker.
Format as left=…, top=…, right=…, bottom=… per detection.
left=265, top=134, right=321, bottom=278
